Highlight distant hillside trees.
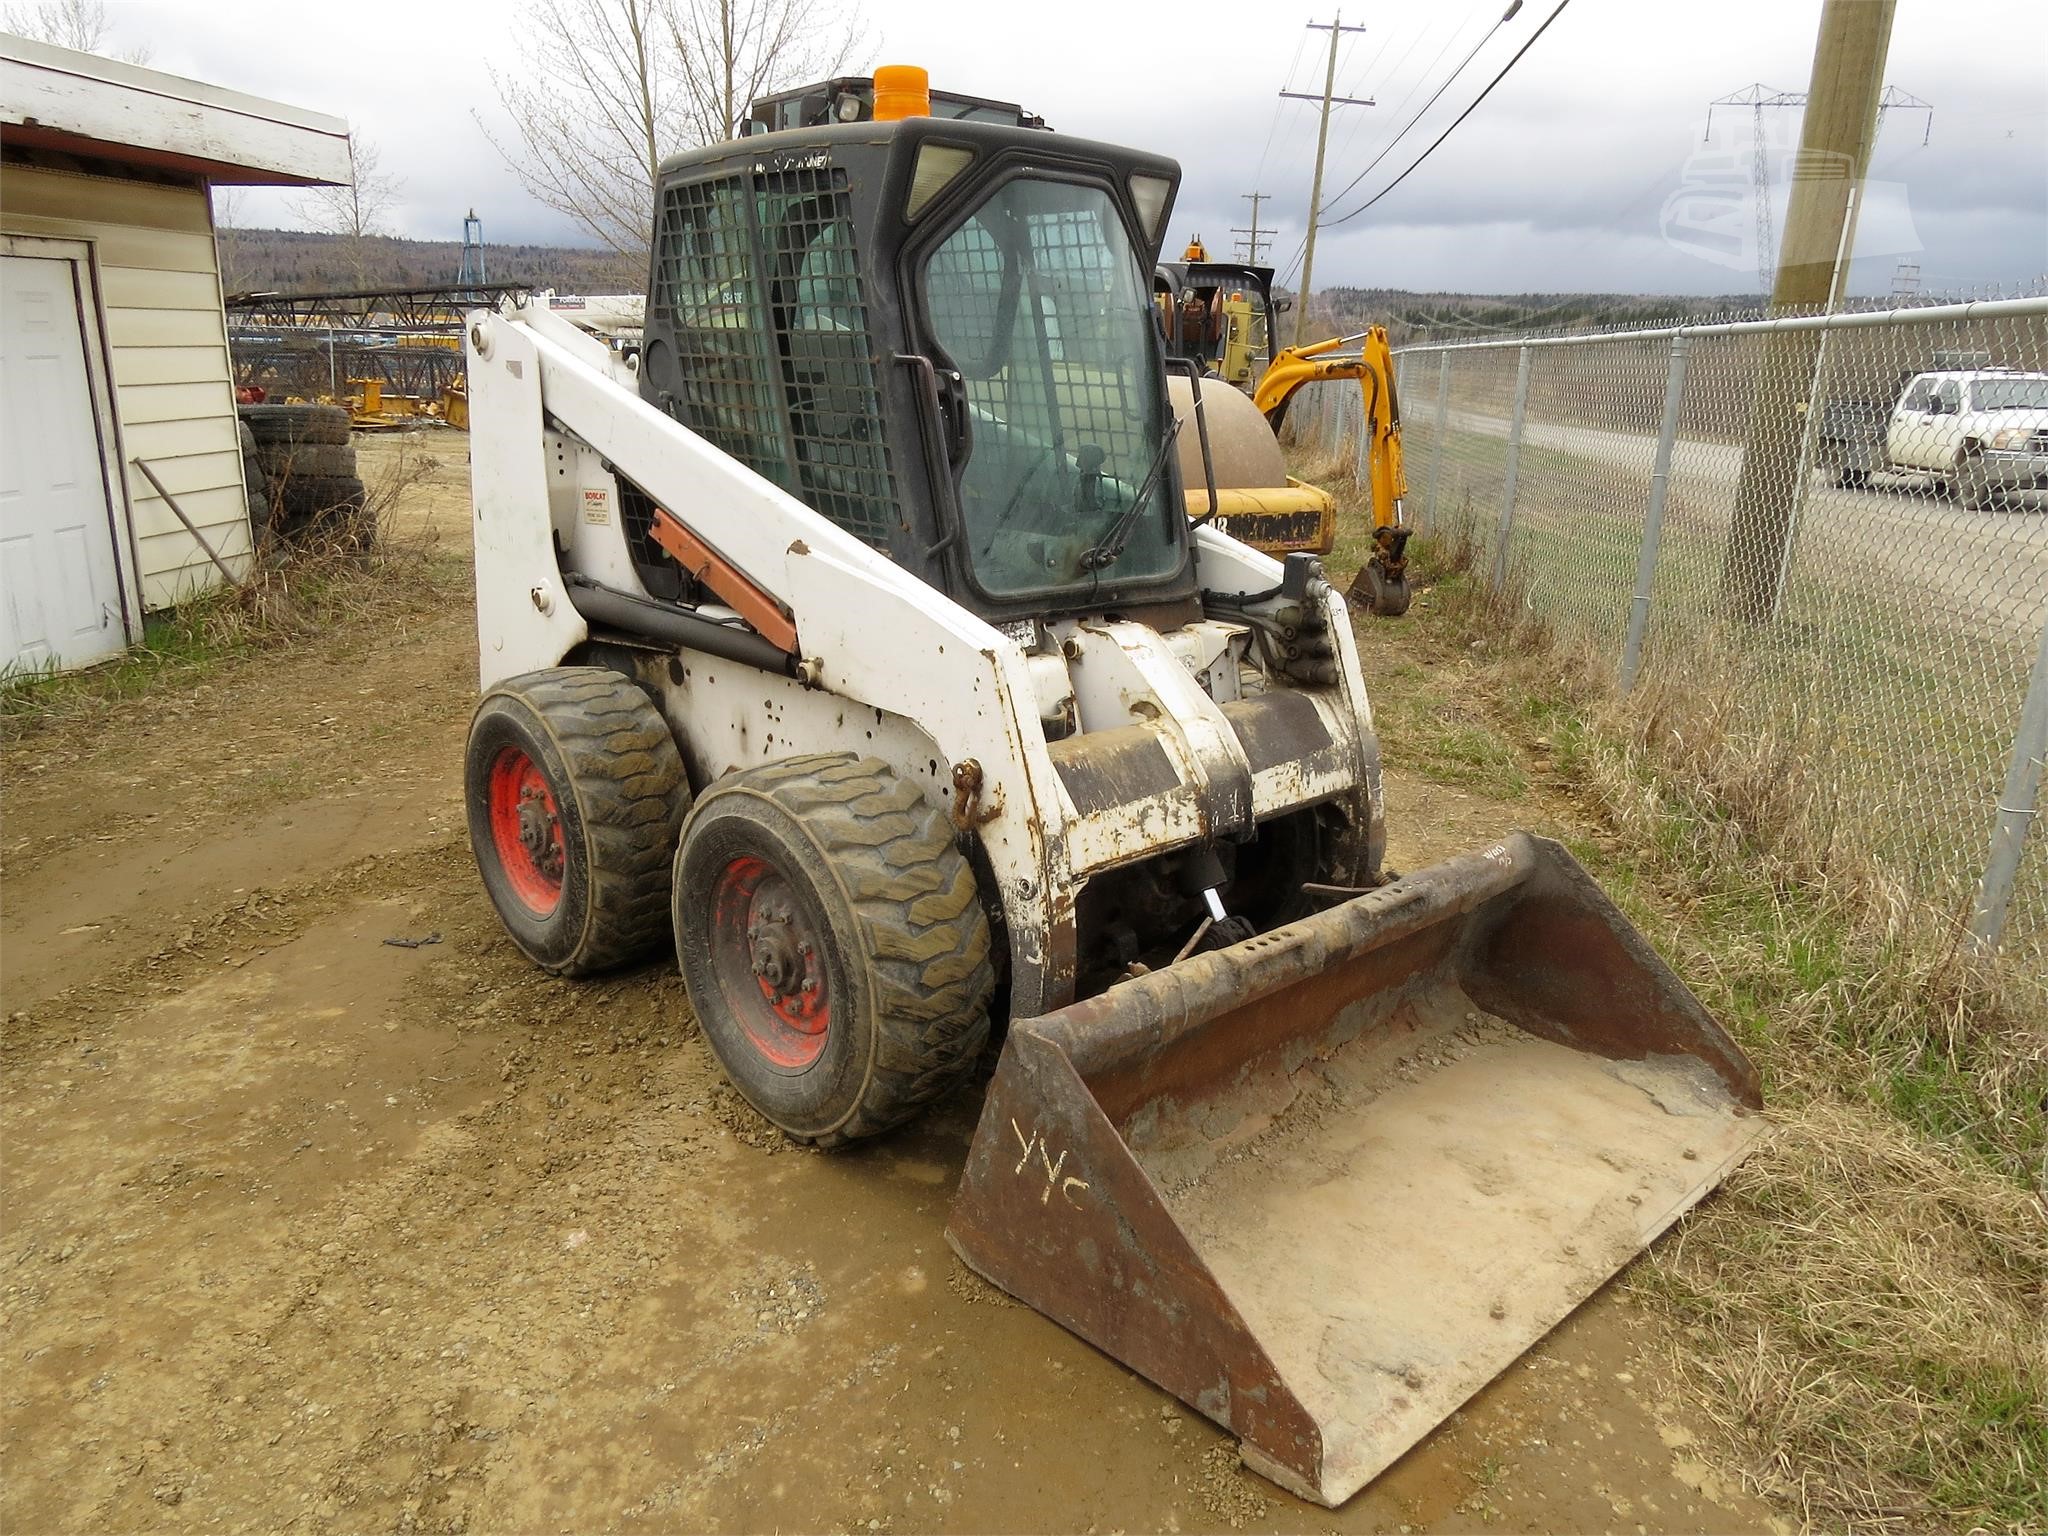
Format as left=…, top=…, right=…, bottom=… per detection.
left=212, top=227, right=644, bottom=296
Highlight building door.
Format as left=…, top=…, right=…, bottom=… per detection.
left=0, top=251, right=131, bottom=672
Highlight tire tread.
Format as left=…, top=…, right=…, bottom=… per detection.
left=688, top=752, right=994, bottom=1147
left=476, top=667, right=687, bottom=975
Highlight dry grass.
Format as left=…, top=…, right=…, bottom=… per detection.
left=1295, top=431, right=2044, bottom=1529
left=1, top=441, right=460, bottom=736
left=1641, top=1102, right=2045, bottom=1533
left=1388, top=522, right=2048, bottom=1534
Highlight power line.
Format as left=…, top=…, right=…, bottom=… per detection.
left=1316, top=0, right=1524, bottom=220
left=1319, top=0, right=1573, bottom=229
left=1332, top=4, right=1491, bottom=173
left=1252, top=27, right=1315, bottom=190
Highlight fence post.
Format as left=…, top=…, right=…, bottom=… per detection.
left=1492, top=345, right=1533, bottom=591
left=1352, top=380, right=1370, bottom=484
left=1620, top=333, right=1692, bottom=694
left=1969, top=607, right=2048, bottom=952
left=1426, top=351, right=1450, bottom=530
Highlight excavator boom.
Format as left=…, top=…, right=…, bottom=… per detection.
left=1156, top=255, right=1414, bottom=614
left=1254, top=328, right=1414, bottom=615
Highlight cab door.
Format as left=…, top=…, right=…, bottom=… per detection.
left=1886, top=374, right=1937, bottom=470
left=1925, top=377, right=1966, bottom=468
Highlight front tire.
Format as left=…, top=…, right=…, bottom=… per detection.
left=674, top=755, right=995, bottom=1148
left=465, top=667, right=688, bottom=976
left=1957, top=455, right=2000, bottom=511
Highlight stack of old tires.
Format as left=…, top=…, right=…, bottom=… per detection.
left=235, top=403, right=367, bottom=545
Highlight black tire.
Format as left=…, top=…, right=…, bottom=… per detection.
left=255, top=442, right=356, bottom=479
left=270, top=475, right=368, bottom=540
left=1957, top=456, right=1999, bottom=511
left=238, top=422, right=268, bottom=540
left=1836, top=465, right=1869, bottom=488
left=674, top=754, right=995, bottom=1148
left=465, top=667, right=688, bottom=976
left=238, top=402, right=351, bottom=447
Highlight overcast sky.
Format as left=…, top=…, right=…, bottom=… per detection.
left=106, top=0, right=2048, bottom=296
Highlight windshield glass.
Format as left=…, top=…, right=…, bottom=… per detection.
left=1972, top=377, right=2048, bottom=411
left=921, top=179, right=1182, bottom=598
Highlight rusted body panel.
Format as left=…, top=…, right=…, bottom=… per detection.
left=1190, top=482, right=1339, bottom=555
left=948, top=832, right=1762, bottom=1507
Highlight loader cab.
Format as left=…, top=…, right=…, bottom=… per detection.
left=637, top=114, right=1192, bottom=626
left=1154, top=259, right=1279, bottom=388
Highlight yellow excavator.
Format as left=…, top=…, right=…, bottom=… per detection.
left=1156, top=244, right=1411, bottom=615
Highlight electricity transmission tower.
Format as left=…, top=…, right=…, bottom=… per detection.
left=457, top=208, right=488, bottom=289
left=1706, top=82, right=1931, bottom=292
left=1233, top=191, right=1272, bottom=264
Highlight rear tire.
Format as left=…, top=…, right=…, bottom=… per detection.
left=465, top=667, right=688, bottom=976
left=674, top=754, right=995, bottom=1148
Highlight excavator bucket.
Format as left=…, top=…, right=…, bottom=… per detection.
left=948, top=833, right=1762, bottom=1507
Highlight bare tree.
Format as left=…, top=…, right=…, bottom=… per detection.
left=665, top=0, right=866, bottom=145
left=211, top=185, right=249, bottom=295
left=292, top=136, right=403, bottom=292
left=4, top=0, right=151, bottom=61
left=482, top=0, right=867, bottom=258
left=481, top=0, right=681, bottom=258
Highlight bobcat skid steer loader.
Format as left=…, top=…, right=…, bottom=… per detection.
left=460, top=85, right=1762, bottom=1507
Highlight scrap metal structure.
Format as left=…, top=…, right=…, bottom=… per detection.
left=225, top=282, right=530, bottom=409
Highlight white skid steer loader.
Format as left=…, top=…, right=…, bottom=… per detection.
left=461, top=95, right=1763, bottom=1506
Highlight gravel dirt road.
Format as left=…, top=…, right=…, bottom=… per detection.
left=1, top=437, right=1784, bottom=1535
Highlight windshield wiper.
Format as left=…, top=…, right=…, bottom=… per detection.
left=1079, top=417, right=1182, bottom=573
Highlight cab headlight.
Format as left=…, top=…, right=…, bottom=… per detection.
left=1987, top=426, right=2033, bottom=450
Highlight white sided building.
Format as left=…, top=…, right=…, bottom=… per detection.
left=0, top=34, right=351, bottom=672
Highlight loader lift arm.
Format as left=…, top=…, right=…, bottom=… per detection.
left=1255, top=328, right=1412, bottom=617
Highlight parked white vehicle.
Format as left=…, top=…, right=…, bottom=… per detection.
left=1884, top=368, right=2048, bottom=508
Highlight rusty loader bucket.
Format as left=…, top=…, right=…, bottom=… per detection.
left=947, top=833, right=1763, bottom=1507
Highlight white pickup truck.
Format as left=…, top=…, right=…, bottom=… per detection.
left=1882, top=368, right=2048, bottom=509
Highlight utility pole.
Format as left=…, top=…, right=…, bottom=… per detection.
left=1719, top=0, right=1897, bottom=625
left=1232, top=191, right=1272, bottom=264
left=1283, top=14, right=1372, bottom=343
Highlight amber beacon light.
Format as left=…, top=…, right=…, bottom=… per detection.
left=872, top=64, right=931, bottom=121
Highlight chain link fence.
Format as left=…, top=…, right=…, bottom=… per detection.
left=1292, top=296, right=2048, bottom=966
